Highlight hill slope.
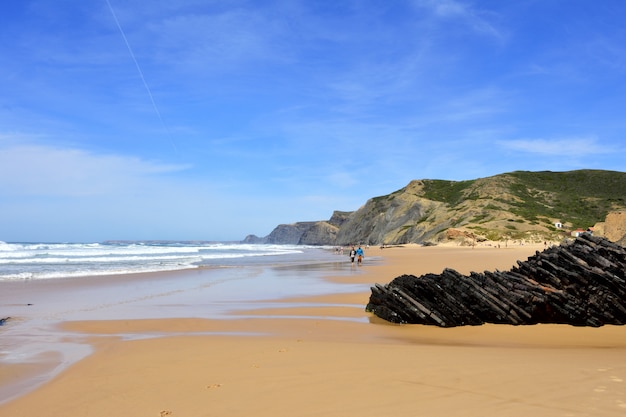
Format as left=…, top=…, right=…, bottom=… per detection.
left=246, top=170, right=626, bottom=246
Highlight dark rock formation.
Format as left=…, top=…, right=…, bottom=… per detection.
left=366, top=234, right=626, bottom=327
left=0, top=317, right=10, bottom=326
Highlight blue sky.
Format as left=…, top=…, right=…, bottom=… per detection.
left=1, top=0, right=625, bottom=242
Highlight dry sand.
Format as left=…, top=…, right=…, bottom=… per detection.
left=2, top=244, right=626, bottom=416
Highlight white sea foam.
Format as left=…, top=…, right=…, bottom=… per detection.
left=0, top=241, right=314, bottom=281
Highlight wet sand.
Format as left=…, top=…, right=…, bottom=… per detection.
left=1, top=244, right=626, bottom=416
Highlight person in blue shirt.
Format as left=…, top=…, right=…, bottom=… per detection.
left=356, top=246, right=364, bottom=265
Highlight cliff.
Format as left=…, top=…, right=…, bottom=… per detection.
left=246, top=170, right=626, bottom=246
left=242, top=211, right=352, bottom=245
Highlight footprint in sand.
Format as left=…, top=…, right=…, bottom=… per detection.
left=593, top=386, right=606, bottom=393
left=160, top=411, right=172, bottom=417
left=610, top=376, right=623, bottom=382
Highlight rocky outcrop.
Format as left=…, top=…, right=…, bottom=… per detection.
left=328, top=211, right=352, bottom=228
left=265, top=222, right=318, bottom=245
left=244, top=211, right=354, bottom=246
left=605, top=211, right=626, bottom=242
left=593, top=211, right=626, bottom=246
left=242, top=234, right=267, bottom=244
left=366, top=234, right=626, bottom=327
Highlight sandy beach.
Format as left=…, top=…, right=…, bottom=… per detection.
left=1, top=244, right=626, bottom=416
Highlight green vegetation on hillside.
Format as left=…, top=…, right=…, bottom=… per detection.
left=421, top=179, right=475, bottom=205
left=337, top=169, right=626, bottom=246
left=413, top=170, right=626, bottom=230
left=505, top=170, right=626, bottom=229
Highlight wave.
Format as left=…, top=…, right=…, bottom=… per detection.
left=0, top=241, right=314, bottom=281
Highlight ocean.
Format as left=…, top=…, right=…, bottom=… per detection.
left=0, top=241, right=342, bottom=281
left=0, top=240, right=369, bottom=402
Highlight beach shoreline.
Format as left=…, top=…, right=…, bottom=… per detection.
left=2, top=243, right=626, bottom=416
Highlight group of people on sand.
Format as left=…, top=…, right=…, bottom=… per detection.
left=348, top=245, right=364, bottom=265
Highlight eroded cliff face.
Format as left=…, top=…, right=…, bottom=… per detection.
left=594, top=211, right=626, bottom=245
left=264, top=222, right=317, bottom=245
left=329, top=177, right=559, bottom=246
left=605, top=211, right=626, bottom=243
left=254, top=206, right=626, bottom=247
left=244, top=211, right=352, bottom=246
left=253, top=205, right=626, bottom=247
left=247, top=171, right=626, bottom=246
left=299, top=222, right=339, bottom=245
left=334, top=185, right=447, bottom=245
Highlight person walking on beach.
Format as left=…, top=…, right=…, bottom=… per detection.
left=349, top=246, right=356, bottom=264
left=356, top=246, right=364, bottom=265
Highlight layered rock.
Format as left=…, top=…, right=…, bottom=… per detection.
left=366, top=234, right=626, bottom=327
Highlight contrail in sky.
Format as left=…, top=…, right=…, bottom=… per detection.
left=105, top=0, right=177, bottom=153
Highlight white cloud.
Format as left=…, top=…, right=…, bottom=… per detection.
left=131, top=5, right=290, bottom=75
left=0, top=143, right=190, bottom=197
left=421, top=0, right=468, bottom=17
left=496, top=137, right=614, bottom=156
left=326, top=171, right=359, bottom=189
left=413, top=0, right=505, bottom=41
